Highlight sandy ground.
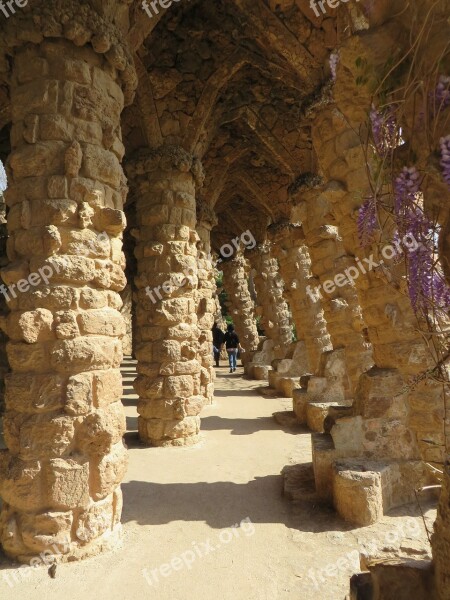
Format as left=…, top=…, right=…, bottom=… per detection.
left=0, top=358, right=436, bottom=600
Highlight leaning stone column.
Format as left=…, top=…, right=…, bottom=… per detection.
left=249, top=243, right=292, bottom=358
left=221, top=252, right=259, bottom=351
left=0, top=4, right=136, bottom=562
left=297, top=187, right=373, bottom=393
left=268, top=222, right=332, bottom=374
left=127, top=146, right=205, bottom=447
left=196, top=201, right=218, bottom=404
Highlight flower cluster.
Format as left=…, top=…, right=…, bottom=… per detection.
left=0, top=159, right=6, bottom=193
left=370, top=104, right=399, bottom=157
left=329, top=51, right=339, bottom=82
left=393, top=166, right=450, bottom=312
left=357, top=196, right=378, bottom=246
left=433, top=75, right=450, bottom=113
left=440, top=135, right=450, bottom=188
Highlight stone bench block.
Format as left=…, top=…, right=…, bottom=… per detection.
left=311, top=432, right=336, bottom=504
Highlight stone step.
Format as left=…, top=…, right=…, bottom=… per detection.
left=281, top=463, right=317, bottom=503
left=252, top=364, right=272, bottom=380
left=256, top=386, right=281, bottom=398
left=272, top=410, right=300, bottom=428
left=311, top=432, right=336, bottom=504
left=333, top=459, right=438, bottom=526
left=349, top=572, right=373, bottom=600
left=306, top=402, right=344, bottom=433
left=360, top=558, right=433, bottom=600
left=333, top=460, right=389, bottom=526
left=324, top=405, right=354, bottom=433
left=292, top=388, right=307, bottom=423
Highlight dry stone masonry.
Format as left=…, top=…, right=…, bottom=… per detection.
left=0, top=1, right=137, bottom=562
left=0, top=1, right=448, bottom=597
left=127, top=146, right=206, bottom=447
left=221, top=252, right=259, bottom=353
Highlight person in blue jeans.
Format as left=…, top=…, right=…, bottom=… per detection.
left=223, top=323, right=242, bottom=373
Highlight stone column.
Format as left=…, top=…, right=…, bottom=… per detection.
left=196, top=201, right=218, bottom=404
left=432, top=465, right=450, bottom=600
left=268, top=222, right=332, bottom=374
left=298, top=188, right=373, bottom=393
left=127, top=146, right=205, bottom=447
left=249, top=243, right=292, bottom=358
left=0, top=5, right=137, bottom=563
left=221, top=252, right=259, bottom=351
left=313, top=107, right=446, bottom=464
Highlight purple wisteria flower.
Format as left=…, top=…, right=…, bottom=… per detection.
left=433, top=75, right=450, bottom=113
left=391, top=166, right=449, bottom=313
left=393, top=166, right=426, bottom=237
left=329, top=51, right=339, bottom=82
left=0, top=160, right=6, bottom=193
left=357, top=196, right=378, bottom=246
left=370, top=104, right=398, bottom=157
left=440, top=135, right=450, bottom=188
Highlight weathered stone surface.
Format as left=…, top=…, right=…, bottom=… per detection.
left=0, top=18, right=134, bottom=561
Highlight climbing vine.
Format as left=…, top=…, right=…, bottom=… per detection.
left=353, top=7, right=450, bottom=387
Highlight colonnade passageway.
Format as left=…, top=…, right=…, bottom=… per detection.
left=0, top=359, right=435, bottom=600
left=0, top=1, right=449, bottom=598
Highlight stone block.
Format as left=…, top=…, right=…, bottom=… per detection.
left=253, top=365, right=272, bottom=380
left=11, top=80, right=58, bottom=120
left=50, top=337, right=122, bottom=373
left=312, top=433, right=336, bottom=503
left=292, top=388, right=308, bottom=423
left=7, top=341, right=48, bottom=372
left=163, top=416, right=200, bottom=441
left=48, top=176, right=68, bottom=199
left=77, top=402, right=125, bottom=457
left=18, top=413, right=75, bottom=460
left=164, top=375, right=194, bottom=398
left=278, top=377, right=299, bottom=397
left=66, top=372, right=94, bottom=415
left=54, top=310, right=80, bottom=339
left=20, top=510, right=73, bottom=554
left=307, top=402, right=342, bottom=433
left=5, top=373, right=64, bottom=414
left=83, top=144, right=121, bottom=188
left=46, top=458, right=90, bottom=510
left=76, top=495, right=113, bottom=544
left=7, top=309, right=54, bottom=343
left=0, top=455, right=45, bottom=512
left=93, top=369, right=123, bottom=407
left=91, top=442, right=128, bottom=501
left=134, top=375, right=164, bottom=400
left=77, top=308, right=125, bottom=337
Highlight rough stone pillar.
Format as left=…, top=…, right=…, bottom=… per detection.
left=249, top=243, right=292, bottom=358
left=127, top=146, right=205, bottom=447
left=296, top=188, right=373, bottom=393
left=313, top=107, right=446, bottom=464
left=432, top=465, right=450, bottom=600
left=196, top=201, right=218, bottom=404
left=221, top=252, right=259, bottom=351
left=0, top=6, right=137, bottom=563
left=268, top=222, right=332, bottom=374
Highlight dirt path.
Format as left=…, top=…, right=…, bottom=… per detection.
left=0, top=359, right=435, bottom=600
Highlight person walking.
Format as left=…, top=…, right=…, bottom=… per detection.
left=223, top=323, right=242, bottom=373
left=212, top=322, right=225, bottom=368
